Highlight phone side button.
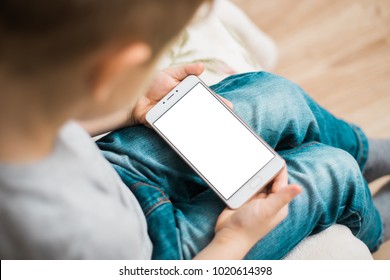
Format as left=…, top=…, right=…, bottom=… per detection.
left=250, top=177, right=263, bottom=189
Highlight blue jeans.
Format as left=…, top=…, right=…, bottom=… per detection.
left=97, top=72, right=383, bottom=259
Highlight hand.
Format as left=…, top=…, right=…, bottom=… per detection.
left=195, top=164, right=301, bottom=259
left=130, top=63, right=233, bottom=126
left=217, top=165, right=301, bottom=251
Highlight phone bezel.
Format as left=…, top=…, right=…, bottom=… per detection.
left=146, top=75, right=284, bottom=209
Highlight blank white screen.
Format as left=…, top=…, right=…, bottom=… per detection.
left=154, top=83, right=274, bottom=199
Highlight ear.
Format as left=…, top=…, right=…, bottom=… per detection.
left=88, top=43, right=152, bottom=103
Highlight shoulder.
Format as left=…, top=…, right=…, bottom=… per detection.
left=0, top=190, right=152, bottom=259
left=0, top=122, right=152, bottom=259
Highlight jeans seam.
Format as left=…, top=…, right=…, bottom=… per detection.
left=315, top=207, right=362, bottom=238
left=130, top=181, right=169, bottom=200
left=339, top=207, right=362, bottom=236
left=144, top=200, right=171, bottom=217
left=345, top=207, right=363, bottom=237
left=351, top=125, right=368, bottom=169
left=316, top=206, right=346, bottom=228
left=211, top=72, right=260, bottom=92
left=351, top=208, right=362, bottom=236
left=281, top=141, right=319, bottom=156
left=130, top=181, right=171, bottom=217
left=211, top=79, right=238, bottom=93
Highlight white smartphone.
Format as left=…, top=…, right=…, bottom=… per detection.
left=146, top=75, right=284, bottom=209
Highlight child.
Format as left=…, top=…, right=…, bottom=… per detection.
left=0, top=0, right=386, bottom=259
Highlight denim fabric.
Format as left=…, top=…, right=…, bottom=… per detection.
left=97, top=72, right=382, bottom=259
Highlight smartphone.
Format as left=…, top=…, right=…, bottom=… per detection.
left=146, top=75, right=284, bottom=208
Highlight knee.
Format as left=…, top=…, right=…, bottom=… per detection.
left=331, top=148, right=362, bottom=182
left=228, top=73, right=315, bottom=144
left=254, top=72, right=309, bottom=115
left=240, top=71, right=303, bottom=99
left=293, top=144, right=366, bottom=195
left=230, top=72, right=311, bottom=124
left=316, top=145, right=362, bottom=182
left=216, top=72, right=305, bottom=104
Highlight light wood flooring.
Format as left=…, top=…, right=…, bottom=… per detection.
left=233, top=0, right=390, bottom=259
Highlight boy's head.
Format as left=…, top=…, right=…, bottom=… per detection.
left=0, top=0, right=209, bottom=121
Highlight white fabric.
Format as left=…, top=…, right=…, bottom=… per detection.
left=284, top=225, right=373, bottom=260
left=158, top=0, right=277, bottom=85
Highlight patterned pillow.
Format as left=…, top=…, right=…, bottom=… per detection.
left=158, top=0, right=277, bottom=85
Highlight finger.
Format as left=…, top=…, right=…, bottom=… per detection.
left=271, top=163, right=288, bottom=193
left=218, top=95, right=234, bottom=109
left=163, top=63, right=205, bottom=81
left=256, top=192, right=267, bottom=199
left=265, top=184, right=301, bottom=214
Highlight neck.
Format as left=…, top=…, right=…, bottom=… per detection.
left=0, top=97, right=66, bottom=164
left=0, top=116, right=64, bottom=164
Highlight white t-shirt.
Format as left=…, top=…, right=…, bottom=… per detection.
left=0, top=122, right=152, bottom=259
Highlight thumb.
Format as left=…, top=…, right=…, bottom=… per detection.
left=265, top=184, right=301, bottom=214
left=163, top=63, right=205, bottom=81
left=218, top=95, right=234, bottom=110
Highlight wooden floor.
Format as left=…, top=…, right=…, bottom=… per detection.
left=233, top=0, right=390, bottom=259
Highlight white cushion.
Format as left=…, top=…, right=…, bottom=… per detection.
left=284, top=224, right=373, bottom=260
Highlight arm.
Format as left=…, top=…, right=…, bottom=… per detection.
left=194, top=234, right=253, bottom=260
left=194, top=166, right=301, bottom=260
